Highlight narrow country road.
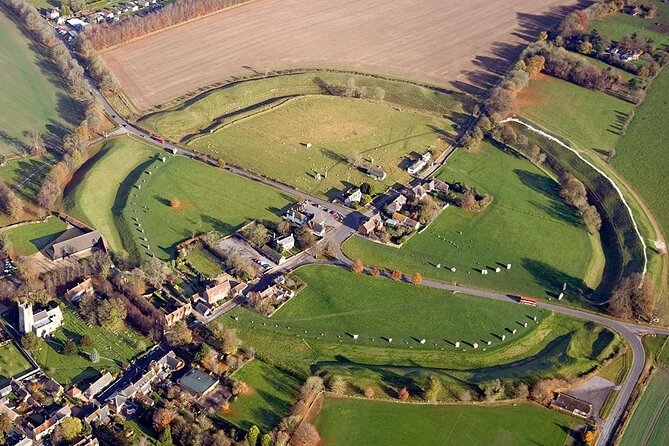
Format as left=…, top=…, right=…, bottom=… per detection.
left=89, top=85, right=666, bottom=446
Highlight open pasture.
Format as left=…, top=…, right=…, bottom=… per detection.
left=189, top=95, right=453, bottom=198
left=516, top=74, right=635, bottom=154
left=63, top=136, right=160, bottom=255
left=2, top=217, right=68, bottom=256
left=620, top=368, right=669, bottom=446
left=213, top=266, right=619, bottom=388
left=125, top=156, right=295, bottom=259
left=612, top=68, right=669, bottom=240
left=343, top=140, right=597, bottom=301
left=103, top=0, right=583, bottom=109
left=589, top=1, right=669, bottom=45
left=138, top=71, right=468, bottom=141
left=0, top=10, right=78, bottom=156
left=315, top=397, right=580, bottom=446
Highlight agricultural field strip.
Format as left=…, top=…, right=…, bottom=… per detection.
left=503, top=118, right=648, bottom=276
left=102, top=0, right=584, bottom=109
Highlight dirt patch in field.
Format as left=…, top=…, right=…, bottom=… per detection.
left=103, top=0, right=584, bottom=110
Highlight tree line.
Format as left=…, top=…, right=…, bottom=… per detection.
left=83, top=0, right=251, bottom=50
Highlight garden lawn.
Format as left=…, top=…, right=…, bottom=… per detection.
left=2, top=217, right=68, bottom=256
left=0, top=10, right=79, bottom=156
left=620, top=368, right=669, bottom=446
left=589, top=2, right=669, bottom=46
left=316, top=397, right=580, bottom=446
left=33, top=307, right=148, bottom=386
left=139, top=72, right=468, bottom=141
left=188, top=95, right=455, bottom=199
left=517, top=74, right=635, bottom=153
left=127, top=156, right=295, bottom=259
left=613, top=68, right=669, bottom=238
left=225, top=359, right=300, bottom=432
left=0, top=341, right=33, bottom=384
left=212, top=266, right=619, bottom=386
left=185, top=247, right=224, bottom=278
left=64, top=136, right=160, bottom=253
left=343, top=140, right=596, bottom=302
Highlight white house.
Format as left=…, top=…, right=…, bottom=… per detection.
left=18, top=302, right=63, bottom=338
left=275, top=234, right=295, bottom=252
left=344, top=188, right=362, bottom=206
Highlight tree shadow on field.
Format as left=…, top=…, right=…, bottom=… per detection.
left=521, top=258, right=590, bottom=301
left=513, top=169, right=583, bottom=226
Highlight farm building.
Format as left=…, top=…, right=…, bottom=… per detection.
left=550, top=393, right=592, bottom=418
left=46, top=229, right=104, bottom=260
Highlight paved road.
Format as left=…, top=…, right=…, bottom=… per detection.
left=90, top=85, right=666, bottom=446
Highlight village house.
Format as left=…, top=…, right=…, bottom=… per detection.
left=247, top=283, right=295, bottom=304
left=391, top=212, right=421, bottom=231
left=261, top=245, right=286, bottom=265
left=83, top=372, right=114, bottom=402
left=65, top=278, right=95, bottom=303
left=199, top=275, right=247, bottom=306
left=308, top=215, right=326, bottom=237
left=550, top=393, right=592, bottom=419
left=405, top=179, right=436, bottom=200
left=385, top=194, right=407, bottom=214
left=362, top=165, right=387, bottom=181
left=344, top=188, right=362, bottom=206
left=20, top=404, right=72, bottom=441
left=283, top=204, right=310, bottom=225
left=358, top=212, right=384, bottom=236
left=45, top=7, right=60, bottom=19
left=18, top=302, right=63, bottom=338
left=274, top=234, right=295, bottom=252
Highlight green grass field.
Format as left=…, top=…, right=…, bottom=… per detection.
left=33, top=306, right=147, bottom=385
left=213, top=266, right=618, bottom=388
left=188, top=95, right=455, bottom=198
left=620, top=368, right=669, bottom=446
left=63, top=136, right=160, bottom=253
left=139, top=71, right=468, bottom=141
left=0, top=156, right=51, bottom=204
left=343, top=140, right=597, bottom=302
left=0, top=10, right=79, bottom=156
left=1, top=216, right=68, bottom=256
left=613, top=68, right=669, bottom=239
left=589, top=2, right=669, bottom=46
left=517, top=74, right=635, bottom=154
left=316, top=398, right=580, bottom=446
left=226, top=359, right=301, bottom=432
left=185, top=247, right=224, bottom=278
left=0, top=341, right=34, bottom=384
left=126, top=156, right=295, bottom=259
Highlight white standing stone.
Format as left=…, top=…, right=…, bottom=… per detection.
left=473, top=343, right=478, bottom=349
left=450, top=267, right=456, bottom=272
left=352, top=334, right=359, bottom=340
left=506, top=263, right=512, bottom=269
left=558, top=293, right=564, bottom=300
left=495, top=267, right=501, bottom=273
left=454, top=341, right=460, bottom=348
left=388, top=338, right=392, bottom=343
left=523, top=322, right=528, bottom=328
left=501, top=335, right=506, bottom=341
left=487, top=341, right=492, bottom=346
left=512, top=329, right=517, bottom=335
left=420, top=339, right=426, bottom=344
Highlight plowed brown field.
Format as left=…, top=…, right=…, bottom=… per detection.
left=103, top=0, right=582, bottom=110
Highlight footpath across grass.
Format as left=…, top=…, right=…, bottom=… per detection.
left=2, top=217, right=68, bottom=256
left=620, top=368, right=669, bottom=446
left=225, top=359, right=300, bottom=432
left=343, top=140, right=596, bottom=302
left=315, top=397, right=580, bottom=446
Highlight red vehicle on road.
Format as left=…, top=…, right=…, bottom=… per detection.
left=518, top=296, right=537, bottom=306
left=152, top=135, right=165, bottom=143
